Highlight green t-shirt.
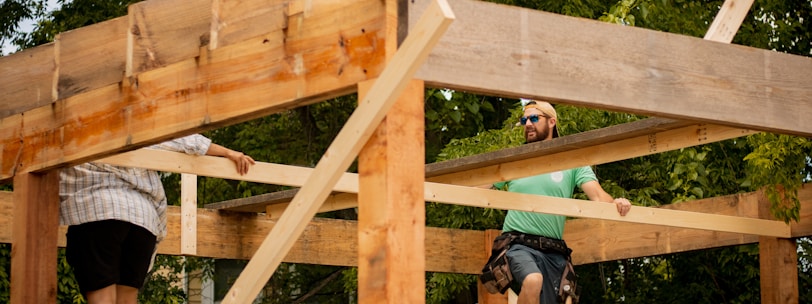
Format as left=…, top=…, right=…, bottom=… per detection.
left=493, top=167, right=597, bottom=239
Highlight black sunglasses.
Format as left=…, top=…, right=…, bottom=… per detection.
left=520, top=114, right=545, bottom=125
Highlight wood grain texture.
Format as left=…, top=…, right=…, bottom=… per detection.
left=1, top=0, right=387, bottom=182
left=357, top=79, right=426, bottom=302
left=11, top=172, right=59, bottom=304
left=181, top=173, right=197, bottom=255
left=0, top=44, right=55, bottom=117
left=705, top=0, right=755, bottom=42
left=410, top=0, right=812, bottom=136
left=57, top=17, right=128, bottom=100
left=758, top=193, right=799, bottom=303
left=127, top=0, right=212, bottom=74
left=210, top=0, right=287, bottom=49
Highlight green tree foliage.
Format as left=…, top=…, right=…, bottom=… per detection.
left=0, top=0, right=47, bottom=55
left=1, top=0, right=811, bottom=302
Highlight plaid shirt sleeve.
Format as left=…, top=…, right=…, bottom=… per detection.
left=59, top=134, right=213, bottom=242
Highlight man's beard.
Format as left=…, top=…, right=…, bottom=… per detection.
left=524, top=124, right=550, bottom=143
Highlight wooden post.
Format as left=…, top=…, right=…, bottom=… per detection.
left=478, top=229, right=509, bottom=304
left=357, top=78, right=425, bottom=303
left=11, top=171, right=60, bottom=303
left=181, top=173, right=198, bottom=255
left=758, top=188, right=798, bottom=303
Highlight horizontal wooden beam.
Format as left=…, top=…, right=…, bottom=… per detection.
left=0, top=191, right=482, bottom=274
left=427, top=123, right=756, bottom=187
left=410, top=0, right=812, bottom=137
left=210, top=119, right=752, bottom=214
left=0, top=44, right=56, bottom=117
left=97, top=149, right=790, bottom=237
left=0, top=0, right=386, bottom=182
left=1, top=187, right=808, bottom=273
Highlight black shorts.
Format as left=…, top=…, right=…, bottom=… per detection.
left=506, top=244, right=567, bottom=304
left=65, top=220, right=157, bottom=294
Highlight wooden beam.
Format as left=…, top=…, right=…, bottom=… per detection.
left=97, top=149, right=790, bottom=237
left=705, top=0, right=755, bottom=42
left=0, top=0, right=387, bottom=182
left=758, top=187, right=799, bottom=303
left=427, top=123, right=756, bottom=187
left=181, top=173, right=197, bottom=255
left=357, top=78, right=426, bottom=302
left=210, top=0, right=286, bottom=50
left=11, top=171, right=59, bottom=303
left=57, top=17, right=128, bottom=101
left=127, top=0, right=212, bottom=75
left=409, top=0, right=812, bottom=137
left=0, top=188, right=809, bottom=274
left=0, top=43, right=55, bottom=117
left=0, top=191, right=485, bottom=273
left=220, top=2, right=453, bottom=302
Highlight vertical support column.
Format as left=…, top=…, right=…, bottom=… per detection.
left=357, top=77, right=425, bottom=303
left=181, top=173, right=198, bottom=255
left=11, top=171, right=60, bottom=303
left=358, top=0, right=425, bottom=302
left=758, top=189, right=798, bottom=303
left=478, top=229, right=509, bottom=304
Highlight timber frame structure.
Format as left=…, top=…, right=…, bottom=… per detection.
left=0, top=0, right=810, bottom=302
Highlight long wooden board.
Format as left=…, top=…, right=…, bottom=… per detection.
left=410, top=0, right=812, bottom=137
left=97, top=148, right=791, bottom=237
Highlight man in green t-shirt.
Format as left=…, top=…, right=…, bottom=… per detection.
left=493, top=100, right=631, bottom=304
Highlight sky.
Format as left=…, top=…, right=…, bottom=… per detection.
left=1, top=0, right=61, bottom=54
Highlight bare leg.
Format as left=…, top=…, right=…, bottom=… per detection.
left=85, top=285, right=115, bottom=304
left=517, top=273, right=543, bottom=304
left=115, top=285, right=139, bottom=304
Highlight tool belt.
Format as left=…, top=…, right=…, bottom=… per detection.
left=480, top=232, right=579, bottom=303
left=505, top=231, right=572, bottom=257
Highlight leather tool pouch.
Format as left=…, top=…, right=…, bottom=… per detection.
left=557, top=259, right=580, bottom=304
left=479, top=234, right=517, bottom=294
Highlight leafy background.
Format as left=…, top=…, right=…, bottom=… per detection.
left=0, top=0, right=810, bottom=303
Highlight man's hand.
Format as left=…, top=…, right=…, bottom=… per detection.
left=613, top=198, right=631, bottom=216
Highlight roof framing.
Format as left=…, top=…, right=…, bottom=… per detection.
left=0, top=0, right=808, bottom=302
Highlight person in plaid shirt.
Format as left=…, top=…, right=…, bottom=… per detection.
left=60, top=134, right=255, bottom=303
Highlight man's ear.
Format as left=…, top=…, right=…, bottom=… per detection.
left=548, top=117, right=557, bottom=128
